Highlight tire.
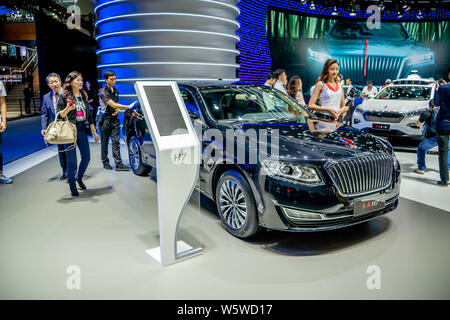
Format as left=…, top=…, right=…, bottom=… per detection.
left=128, top=136, right=152, bottom=176
left=215, top=169, right=260, bottom=238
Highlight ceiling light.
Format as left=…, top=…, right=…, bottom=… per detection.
left=397, top=11, right=403, bottom=18
left=331, top=6, right=338, bottom=16
left=378, top=1, right=385, bottom=11
left=349, top=9, right=357, bottom=17
left=402, top=4, right=411, bottom=12
left=310, top=1, right=316, bottom=10
left=417, top=10, right=424, bottom=19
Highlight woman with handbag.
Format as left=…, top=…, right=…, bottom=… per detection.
left=59, top=71, right=99, bottom=196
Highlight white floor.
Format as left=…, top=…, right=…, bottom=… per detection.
left=395, top=151, right=450, bottom=212
left=1, top=144, right=449, bottom=299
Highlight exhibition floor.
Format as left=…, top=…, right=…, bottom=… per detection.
left=0, top=144, right=449, bottom=299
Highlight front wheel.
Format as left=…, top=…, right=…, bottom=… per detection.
left=128, top=136, right=152, bottom=176
left=215, top=169, right=260, bottom=238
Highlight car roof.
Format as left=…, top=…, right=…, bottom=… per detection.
left=178, top=80, right=262, bottom=89
left=392, top=79, right=435, bottom=86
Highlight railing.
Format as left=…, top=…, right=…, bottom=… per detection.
left=10, top=50, right=38, bottom=78
left=5, top=97, right=41, bottom=119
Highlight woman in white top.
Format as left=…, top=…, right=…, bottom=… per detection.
left=308, top=59, right=348, bottom=121
left=288, top=75, right=306, bottom=105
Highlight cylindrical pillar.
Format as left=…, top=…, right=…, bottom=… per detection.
left=94, top=0, right=240, bottom=100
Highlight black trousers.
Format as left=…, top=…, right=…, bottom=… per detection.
left=57, top=144, right=67, bottom=173
left=437, top=128, right=450, bottom=183
left=100, top=116, right=122, bottom=166
left=0, top=132, right=3, bottom=173
left=24, top=99, right=31, bottom=114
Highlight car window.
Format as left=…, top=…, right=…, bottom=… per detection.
left=200, top=86, right=309, bottom=122
left=180, top=88, right=201, bottom=117
left=329, top=22, right=409, bottom=40
left=375, top=86, right=431, bottom=101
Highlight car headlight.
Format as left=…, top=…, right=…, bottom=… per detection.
left=404, top=108, right=427, bottom=117
left=261, top=160, right=323, bottom=184
left=406, top=53, right=434, bottom=65
left=392, top=153, right=401, bottom=171
left=307, top=49, right=331, bottom=64
left=354, top=106, right=364, bottom=114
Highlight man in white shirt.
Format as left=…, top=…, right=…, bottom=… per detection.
left=362, top=81, right=378, bottom=100
left=0, top=80, right=13, bottom=183
left=273, top=69, right=288, bottom=95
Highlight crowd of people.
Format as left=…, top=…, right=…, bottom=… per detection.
left=0, top=61, right=449, bottom=192
left=0, top=70, right=135, bottom=196
left=263, top=60, right=450, bottom=187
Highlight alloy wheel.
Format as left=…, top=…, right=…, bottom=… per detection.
left=219, top=179, right=248, bottom=229
left=129, top=138, right=140, bottom=171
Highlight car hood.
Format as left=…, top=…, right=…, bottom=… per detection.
left=219, top=119, right=392, bottom=163
left=359, top=99, right=429, bottom=113
left=312, top=38, right=429, bottom=57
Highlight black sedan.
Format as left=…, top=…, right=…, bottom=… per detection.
left=124, top=82, right=400, bottom=238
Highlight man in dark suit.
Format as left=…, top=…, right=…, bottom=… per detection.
left=41, top=73, right=67, bottom=180
left=434, top=67, right=450, bottom=187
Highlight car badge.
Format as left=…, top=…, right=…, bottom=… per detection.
left=384, top=105, right=388, bottom=109
left=340, top=137, right=356, bottom=148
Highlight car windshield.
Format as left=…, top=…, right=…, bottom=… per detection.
left=329, top=22, right=409, bottom=40
left=375, top=86, right=431, bottom=101
left=199, top=86, right=310, bottom=122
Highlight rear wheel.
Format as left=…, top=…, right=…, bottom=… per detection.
left=215, top=169, right=259, bottom=238
left=128, top=136, right=152, bottom=176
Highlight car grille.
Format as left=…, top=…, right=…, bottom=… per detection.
left=327, top=155, right=394, bottom=196
left=364, top=111, right=404, bottom=123
left=336, top=56, right=404, bottom=85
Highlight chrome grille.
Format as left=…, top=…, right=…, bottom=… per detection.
left=327, top=155, right=394, bottom=196
left=364, top=111, right=404, bottom=123
left=336, top=56, right=404, bottom=85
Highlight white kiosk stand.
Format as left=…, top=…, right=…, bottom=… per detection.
left=134, top=81, right=202, bottom=267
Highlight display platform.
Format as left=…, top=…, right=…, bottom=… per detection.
left=0, top=144, right=449, bottom=299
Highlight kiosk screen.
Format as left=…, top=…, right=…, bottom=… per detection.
left=143, top=86, right=188, bottom=136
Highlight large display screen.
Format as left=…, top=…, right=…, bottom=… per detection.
left=143, top=86, right=188, bottom=137
left=267, top=9, right=449, bottom=92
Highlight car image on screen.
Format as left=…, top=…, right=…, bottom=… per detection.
left=306, top=21, right=435, bottom=87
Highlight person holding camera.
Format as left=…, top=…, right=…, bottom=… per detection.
left=414, top=100, right=450, bottom=175
left=434, top=68, right=450, bottom=187
left=343, top=78, right=360, bottom=124
left=41, top=73, right=67, bottom=180
left=58, top=71, right=99, bottom=197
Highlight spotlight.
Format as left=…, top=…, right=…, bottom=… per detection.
left=417, top=10, right=424, bottom=19
left=331, top=6, right=339, bottom=16
left=402, top=4, right=411, bottom=12
left=310, top=1, right=316, bottom=10
left=300, top=0, right=308, bottom=3
left=397, top=11, right=403, bottom=18
left=349, top=9, right=357, bottom=17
